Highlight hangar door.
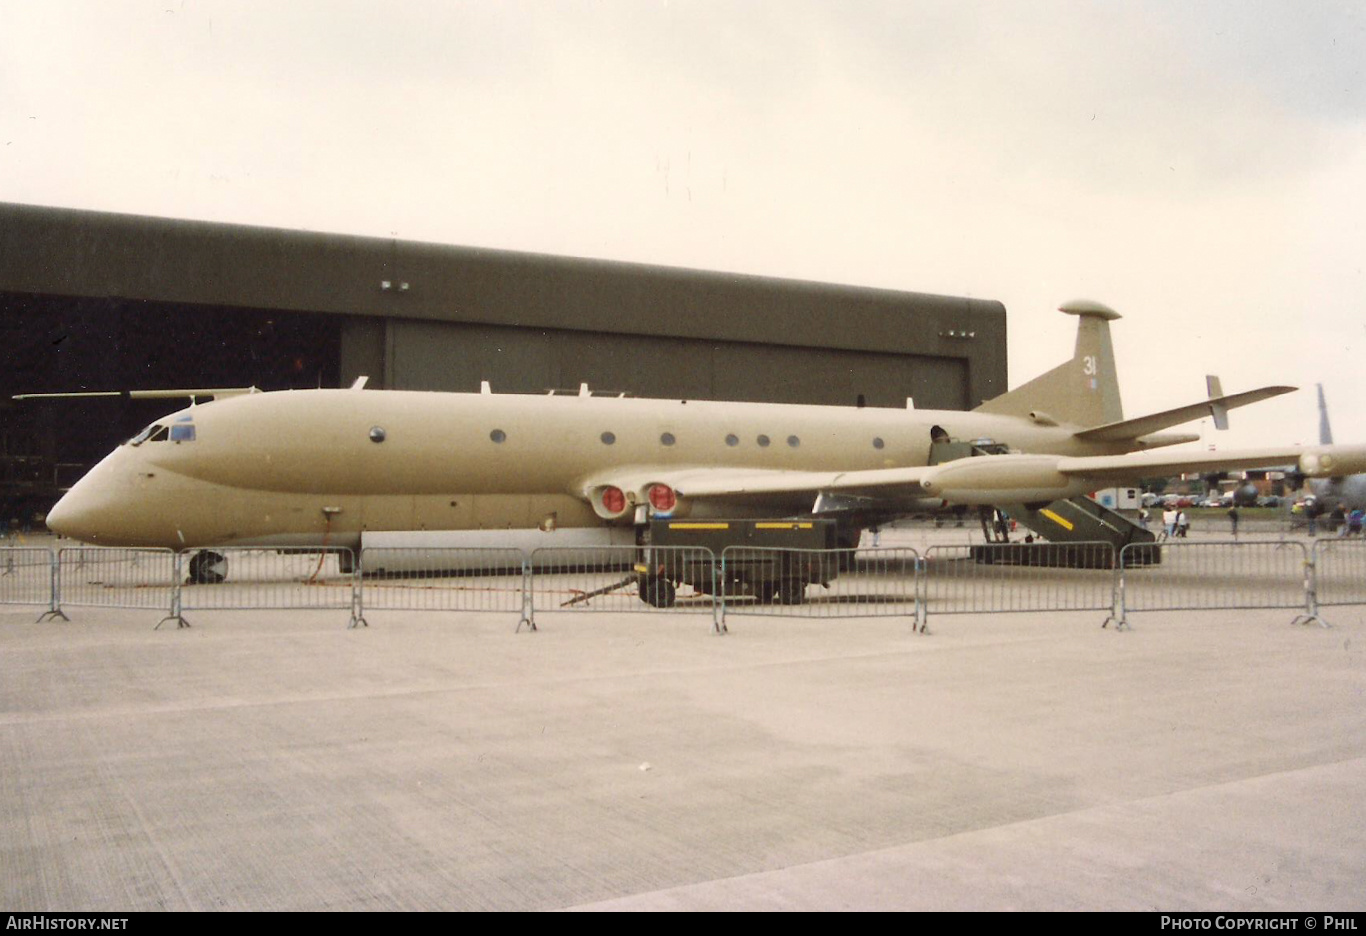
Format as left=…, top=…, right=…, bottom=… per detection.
left=384, top=320, right=970, bottom=410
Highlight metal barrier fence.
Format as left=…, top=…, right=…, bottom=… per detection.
left=0, top=547, right=60, bottom=618
left=718, top=547, right=919, bottom=625
left=357, top=547, right=530, bottom=629
left=17, top=537, right=1366, bottom=633
left=56, top=548, right=178, bottom=626
left=178, top=548, right=359, bottom=626
left=1116, top=540, right=1313, bottom=628
left=920, top=542, right=1119, bottom=630
left=1309, top=539, right=1366, bottom=612
left=527, top=546, right=721, bottom=632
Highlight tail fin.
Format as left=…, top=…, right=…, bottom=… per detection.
left=1206, top=376, right=1229, bottom=430
left=974, top=299, right=1123, bottom=427
left=1318, top=384, right=1334, bottom=445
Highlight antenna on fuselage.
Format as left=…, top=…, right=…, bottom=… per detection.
left=13, top=387, right=260, bottom=403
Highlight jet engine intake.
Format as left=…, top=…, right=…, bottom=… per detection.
left=590, top=484, right=632, bottom=520
left=646, top=483, right=677, bottom=516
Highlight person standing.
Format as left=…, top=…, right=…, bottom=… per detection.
left=1228, top=506, right=1239, bottom=539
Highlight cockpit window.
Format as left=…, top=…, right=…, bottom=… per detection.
left=129, top=423, right=164, bottom=445
left=128, top=420, right=195, bottom=445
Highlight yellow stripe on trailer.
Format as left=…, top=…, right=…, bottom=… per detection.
left=754, top=522, right=814, bottom=530
left=667, top=522, right=731, bottom=531
left=1039, top=508, right=1074, bottom=531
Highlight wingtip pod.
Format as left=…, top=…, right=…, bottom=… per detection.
left=1300, top=445, right=1366, bottom=478
left=919, top=454, right=1090, bottom=505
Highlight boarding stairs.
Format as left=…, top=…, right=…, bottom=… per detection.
left=928, top=439, right=1158, bottom=567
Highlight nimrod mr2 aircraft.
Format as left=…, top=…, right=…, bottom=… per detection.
left=37, top=300, right=1366, bottom=585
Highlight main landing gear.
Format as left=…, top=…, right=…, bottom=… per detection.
left=752, top=577, right=807, bottom=605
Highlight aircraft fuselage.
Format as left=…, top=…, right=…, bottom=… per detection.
left=47, top=388, right=1131, bottom=550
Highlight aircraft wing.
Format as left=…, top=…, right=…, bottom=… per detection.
left=1073, top=385, right=1295, bottom=442
left=923, top=443, right=1366, bottom=503
left=583, top=443, right=1366, bottom=511
left=580, top=465, right=935, bottom=501
left=672, top=466, right=934, bottom=499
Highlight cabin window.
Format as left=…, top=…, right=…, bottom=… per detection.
left=600, top=431, right=616, bottom=445
left=757, top=434, right=770, bottom=447
left=872, top=437, right=885, bottom=450
left=369, top=426, right=387, bottom=443
left=787, top=435, right=801, bottom=448
left=489, top=429, right=506, bottom=443
left=170, top=424, right=196, bottom=443
left=660, top=432, right=676, bottom=446
left=724, top=434, right=739, bottom=447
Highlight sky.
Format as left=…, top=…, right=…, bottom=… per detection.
left=2, top=0, right=1364, bottom=450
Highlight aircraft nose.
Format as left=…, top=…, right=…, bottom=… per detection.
left=42, top=444, right=169, bottom=547
left=44, top=460, right=134, bottom=545
left=45, top=484, right=99, bottom=542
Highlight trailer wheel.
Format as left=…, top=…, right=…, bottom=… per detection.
left=639, top=575, right=677, bottom=609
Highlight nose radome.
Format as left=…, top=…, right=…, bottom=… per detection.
left=44, top=486, right=91, bottom=541
left=44, top=471, right=119, bottom=544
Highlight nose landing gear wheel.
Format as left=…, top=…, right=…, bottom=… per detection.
left=187, top=550, right=228, bottom=584
left=639, top=575, right=677, bottom=609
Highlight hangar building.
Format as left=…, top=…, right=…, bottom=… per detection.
left=0, top=202, right=1008, bottom=522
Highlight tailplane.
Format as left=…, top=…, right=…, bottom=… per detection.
left=974, top=299, right=1123, bottom=427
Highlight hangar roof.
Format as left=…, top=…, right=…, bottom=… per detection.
left=0, top=202, right=1004, bottom=360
